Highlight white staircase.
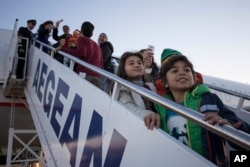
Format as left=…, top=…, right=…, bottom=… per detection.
left=1, top=22, right=250, bottom=167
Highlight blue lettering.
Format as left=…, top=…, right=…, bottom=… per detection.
left=37, top=62, right=48, bottom=102
left=51, top=78, right=69, bottom=137
left=80, top=111, right=102, bottom=167
left=43, top=70, right=55, bottom=117
left=33, top=59, right=41, bottom=94
left=103, top=129, right=127, bottom=167
left=59, top=93, right=82, bottom=167
left=79, top=111, right=127, bottom=167
left=32, top=59, right=128, bottom=167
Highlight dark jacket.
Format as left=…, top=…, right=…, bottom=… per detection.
left=100, top=41, right=114, bottom=73
left=52, top=27, right=72, bottom=48
left=17, top=27, right=34, bottom=51
left=35, top=28, right=51, bottom=53
left=201, top=93, right=250, bottom=150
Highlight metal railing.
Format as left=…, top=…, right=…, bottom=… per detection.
left=34, top=40, right=250, bottom=150
left=205, top=83, right=250, bottom=110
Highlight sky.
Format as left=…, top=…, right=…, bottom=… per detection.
left=0, top=0, right=250, bottom=84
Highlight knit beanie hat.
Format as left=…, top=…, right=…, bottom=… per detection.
left=161, top=48, right=182, bottom=65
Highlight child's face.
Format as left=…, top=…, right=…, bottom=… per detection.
left=165, top=60, right=195, bottom=92
left=142, top=50, right=153, bottom=68
left=124, top=56, right=144, bottom=80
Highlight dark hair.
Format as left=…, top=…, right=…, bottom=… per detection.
left=139, top=48, right=153, bottom=54
left=38, top=20, right=53, bottom=31
left=160, top=55, right=196, bottom=85
left=117, top=51, right=143, bottom=80
left=27, top=19, right=36, bottom=25
left=139, top=49, right=146, bottom=53
left=63, top=25, right=69, bottom=29
left=44, top=20, right=53, bottom=26
left=81, top=21, right=94, bottom=37
left=139, top=48, right=157, bottom=68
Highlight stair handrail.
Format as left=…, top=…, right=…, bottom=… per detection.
left=205, top=83, right=250, bottom=100
left=33, top=40, right=250, bottom=150
left=3, top=19, right=19, bottom=88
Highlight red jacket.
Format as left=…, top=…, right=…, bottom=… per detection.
left=62, top=36, right=103, bottom=77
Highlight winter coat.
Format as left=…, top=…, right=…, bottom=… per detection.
left=100, top=41, right=114, bottom=73
left=154, top=84, right=250, bottom=167
left=62, top=36, right=103, bottom=77
left=17, top=27, right=34, bottom=51
left=118, top=81, right=156, bottom=117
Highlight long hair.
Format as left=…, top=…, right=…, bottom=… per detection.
left=37, top=20, right=53, bottom=33
left=117, top=51, right=143, bottom=81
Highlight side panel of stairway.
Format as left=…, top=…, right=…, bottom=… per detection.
left=24, top=46, right=216, bottom=166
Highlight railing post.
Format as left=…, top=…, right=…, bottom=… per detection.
left=6, top=128, right=14, bottom=167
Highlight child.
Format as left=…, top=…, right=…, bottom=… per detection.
left=69, top=29, right=80, bottom=48
left=155, top=48, right=182, bottom=96
left=116, top=51, right=160, bottom=130
left=155, top=48, right=203, bottom=96
left=154, top=55, right=250, bottom=167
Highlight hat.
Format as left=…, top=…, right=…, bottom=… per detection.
left=161, top=48, right=182, bottom=65
left=27, top=19, right=36, bottom=25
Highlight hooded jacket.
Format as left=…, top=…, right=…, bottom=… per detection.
left=100, top=41, right=114, bottom=73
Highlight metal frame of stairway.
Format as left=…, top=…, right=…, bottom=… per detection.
left=5, top=93, right=46, bottom=167
left=2, top=22, right=46, bottom=166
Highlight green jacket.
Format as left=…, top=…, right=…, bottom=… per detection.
left=154, top=84, right=211, bottom=155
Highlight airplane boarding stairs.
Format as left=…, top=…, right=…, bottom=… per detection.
left=2, top=38, right=250, bottom=167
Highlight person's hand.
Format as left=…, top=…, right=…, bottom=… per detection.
left=231, top=121, right=242, bottom=129
left=144, top=113, right=160, bottom=130
left=55, top=21, right=60, bottom=28
left=55, top=46, right=62, bottom=53
left=203, top=112, right=230, bottom=126
left=55, top=19, right=63, bottom=28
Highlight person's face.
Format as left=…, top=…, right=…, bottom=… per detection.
left=142, top=50, right=153, bottom=68
left=165, top=60, right=195, bottom=92
left=45, top=23, right=54, bottom=31
left=98, top=33, right=107, bottom=44
left=124, top=56, right=144, bottom=81
left=28, top=23, right=36, bottom=30
left=63, top=26, right=70, bottom=34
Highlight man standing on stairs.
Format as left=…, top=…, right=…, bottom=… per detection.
left=16, top=19, right=36, bottom=79
left=56, top=21, right=104, bottom=90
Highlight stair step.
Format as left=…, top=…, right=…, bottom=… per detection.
left=3, top=78, right=26, bottom=98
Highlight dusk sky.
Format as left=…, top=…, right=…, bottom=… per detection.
left=1, top=0, right=250, bottom=83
